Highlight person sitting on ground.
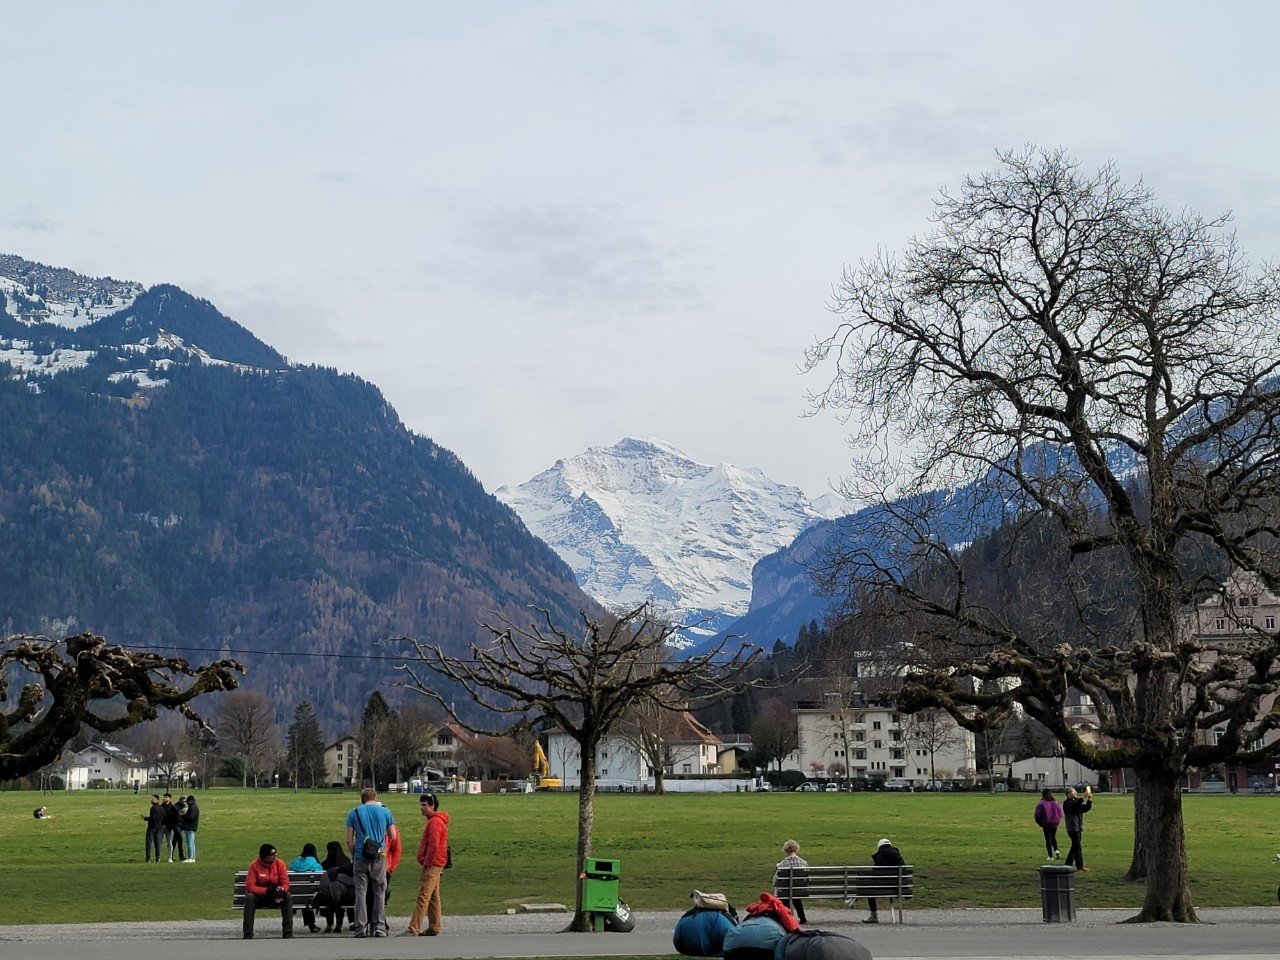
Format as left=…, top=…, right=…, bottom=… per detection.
left=32, top=807, right=56, bottom=821
left=864, top=837, right=905, bottom=924
left=289, top=843, right=324, bottom=933
left=773, top=839, right=808, bottom=924
left=243, top=843, right=293, bottom=940
left=318, top=840, right=355, bottom=933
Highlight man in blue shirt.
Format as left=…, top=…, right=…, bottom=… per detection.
left=345, top=787, right=399, bottom=937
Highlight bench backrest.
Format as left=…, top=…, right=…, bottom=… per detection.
left=774, top=865, right=914, bottom=899
left=232, top=870, right=324, bottom=908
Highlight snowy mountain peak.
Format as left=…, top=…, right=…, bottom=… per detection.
left=496, top=439, right=844, bottom=636
left=0, top=254, right=142, bottom=330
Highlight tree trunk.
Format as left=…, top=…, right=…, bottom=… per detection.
left=654, top=763, right=665, bottom=795
left=1125, top=772, right=1150, bottom=882
left=1123, top=768, right=1198, bottom=922
left=568, top=743, right=598, bottom=932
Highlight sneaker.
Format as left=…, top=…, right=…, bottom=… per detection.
left=396, top=930, right=418, bottom=937
left=844, top=897, right=859, bottom=908
left=1053, top=849, right=1061, bottom=860
left=353, top=930, right=367, bottom=938
left=862, top=916, right=878, bottom=924
left=373, top=930, right=387, bottom=938
left=424, top=930, right=440, bottom=936
left=1079, top=866, right=1091, bottom=872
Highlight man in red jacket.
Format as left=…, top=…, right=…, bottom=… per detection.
left=243, top=843, right=293, bottom=939
left=398, top=793, right=450, bottom=937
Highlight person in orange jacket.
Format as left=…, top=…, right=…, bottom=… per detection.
left=243, top=843, right=292, bottom=939
left=398, top=792, right=450, bottom=937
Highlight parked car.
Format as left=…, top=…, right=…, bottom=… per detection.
left=885, top=778, right=909, bottom=792
left=823, top=782, right=838, bottom=792
left=797, top=781, right=821, bottom=792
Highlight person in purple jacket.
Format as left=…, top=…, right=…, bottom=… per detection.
left=1034, top=788, right=1065, bottom=861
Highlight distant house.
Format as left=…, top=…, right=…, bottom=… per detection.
left=424, top=723, right=473, bottom=780
left=716, top=734, right=753, bottom=774
left=324, top=735, right=359, bottom=787
left=546, top=711, right=725, bottom=787
left=64, top=741, right=147, bottom=790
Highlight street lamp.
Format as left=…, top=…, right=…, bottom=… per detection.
left=274, top=773, right=280, bottom=789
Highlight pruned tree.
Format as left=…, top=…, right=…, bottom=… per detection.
left=750, top=697, right=799, bottom=773
left=286, top=701, right=326, bottom=789
left=0, top=633, right=241, bottom=780
left=389, top=704, right=437, bottom=784
left=215, top=690, right=278, bottom=788
left=807, top=146, right=1280, bottom=922
left=398, top=602, right=762, bottom=931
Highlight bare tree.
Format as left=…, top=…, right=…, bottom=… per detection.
left=399, top=603, right=761, bottom=931
left=903, top=708, right=959, bottom=785
left=750, top=697, right=799, bottom=774
left=126, top=716, right=191, bottom=789
left=0, top=633, right=240, bottom=780
left=389, top=704, right=437, bottom=783
left=807, top=147, right=1280, bottom=922
left=215, top=690, right=278, bottom=788
left=618, top=691, right=686, bottom=795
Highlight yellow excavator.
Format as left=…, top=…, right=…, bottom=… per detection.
left=534, top=741, right=562, bottom=791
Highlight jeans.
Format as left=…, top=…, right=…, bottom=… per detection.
left=145, top=828, right=163, bottom=862
left=165, top=827, right=184, bottom=860
left=182, top=830, right=197, bottom=860
left=353, top=857, right=387, bottom=934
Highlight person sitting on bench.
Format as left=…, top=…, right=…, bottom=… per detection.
left=864, top=838, right=904, bottom=924
left=243, top=843, right=293, bottom=939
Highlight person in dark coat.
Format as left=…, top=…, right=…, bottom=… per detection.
left=161, top=793, right=183, bottom=862
left=179, top=794, right=201, bottom=862
left=1062, top=785, right=1093, bottom=871
left=141, top=795, right=165, bottom=863
left=864, top=838, right=905, bottom=924
left=318, top=840, right=355, bottom=933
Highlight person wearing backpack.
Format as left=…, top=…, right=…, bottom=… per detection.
left=344, top=787, right=398, bottom=939
left=1034, top=788, right=1064, bottom=861
left=398, top=792, right=450, bottom=937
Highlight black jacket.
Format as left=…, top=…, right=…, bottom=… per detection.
left=872, top=844, right=905, bottom=867
left=144, top=804, right=165, bottom=829
left=179, top=799, right=200, bottom=831
left=161, top=802, right=180, bottom=829
left=1062, top=795, right=1092, bottom=832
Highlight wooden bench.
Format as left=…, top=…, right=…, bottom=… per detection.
left=232, top=871, right=324, bottom=912
left=774, top=865, right=914, bottom=924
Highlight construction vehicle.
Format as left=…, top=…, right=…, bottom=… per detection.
left=533, top=741, right=562, bottom=791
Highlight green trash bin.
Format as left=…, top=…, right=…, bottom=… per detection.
left=581, top=857, right=621, bottom=931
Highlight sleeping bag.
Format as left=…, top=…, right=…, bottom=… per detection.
left=722, top=914, right=786, bottom=960
left=674, top=907, right=738, bottom=957
left=774, top=929, right=873, bottom=960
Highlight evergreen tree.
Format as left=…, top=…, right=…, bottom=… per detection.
left=357, top=692, right=396, bottom=788
left=286, top=701, right=326, bottom=788
left=730, top=688, right=756, bottom=734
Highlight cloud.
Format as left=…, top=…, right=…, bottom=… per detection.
left=416, top=203, right=707, bottom=319
left=4, top=206, right=56, bottom=232
left=813, top=100, right=1002, bottom=167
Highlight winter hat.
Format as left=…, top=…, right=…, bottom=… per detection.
left=259, top=843, right=277, bottom=859
left=877, top=838, right=892, bottom=848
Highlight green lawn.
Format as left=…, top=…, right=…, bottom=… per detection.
left=4, top=788, right=1278, bottom=924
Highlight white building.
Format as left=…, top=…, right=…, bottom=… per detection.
left=324, top=735, right=359, bottom=787
left=64, top=741, right=147, bottom=790
left=794, top=694, right=976, bottom=786
left=547, top=712, right=723, bottom=788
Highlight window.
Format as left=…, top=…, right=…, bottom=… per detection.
left=891, top=749, right=903, bottom=760
left=1214, top=619, right=1226, bottom=630
left=873, top=740, right=883, bottom=749
left=682, top=764, right=691, bottom=774
left=873, top=721, right=882, bottom=730
left=891, top=713, right=901, bottom=723
left=1267, top=617, right=1276, bottom=630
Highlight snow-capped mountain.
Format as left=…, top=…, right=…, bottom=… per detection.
left=495, top=438, right=844, bottom=636
left=0, top=254, right=287, bottom=384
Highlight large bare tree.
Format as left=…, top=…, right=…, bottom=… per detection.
left=215, top=689, right=278, bottom=788
left=807, top=147, right=1280, bottom=922
left=398, top=603, right=761, bottom=931
left=0, top=633, right=240, bottom=780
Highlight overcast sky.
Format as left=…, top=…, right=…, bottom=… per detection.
left=4, top=2, right=1280, bottom=498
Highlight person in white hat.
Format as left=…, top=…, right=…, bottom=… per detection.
left=864, top=838, right=904, bottom=923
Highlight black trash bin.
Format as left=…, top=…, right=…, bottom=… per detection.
left=1038, top=865, right=1076, bottom=922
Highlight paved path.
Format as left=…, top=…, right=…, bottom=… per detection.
left=2, top=907, right=1278, bottom=960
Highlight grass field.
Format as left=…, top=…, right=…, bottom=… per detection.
left=4, top=788, right=1279, bottom=924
